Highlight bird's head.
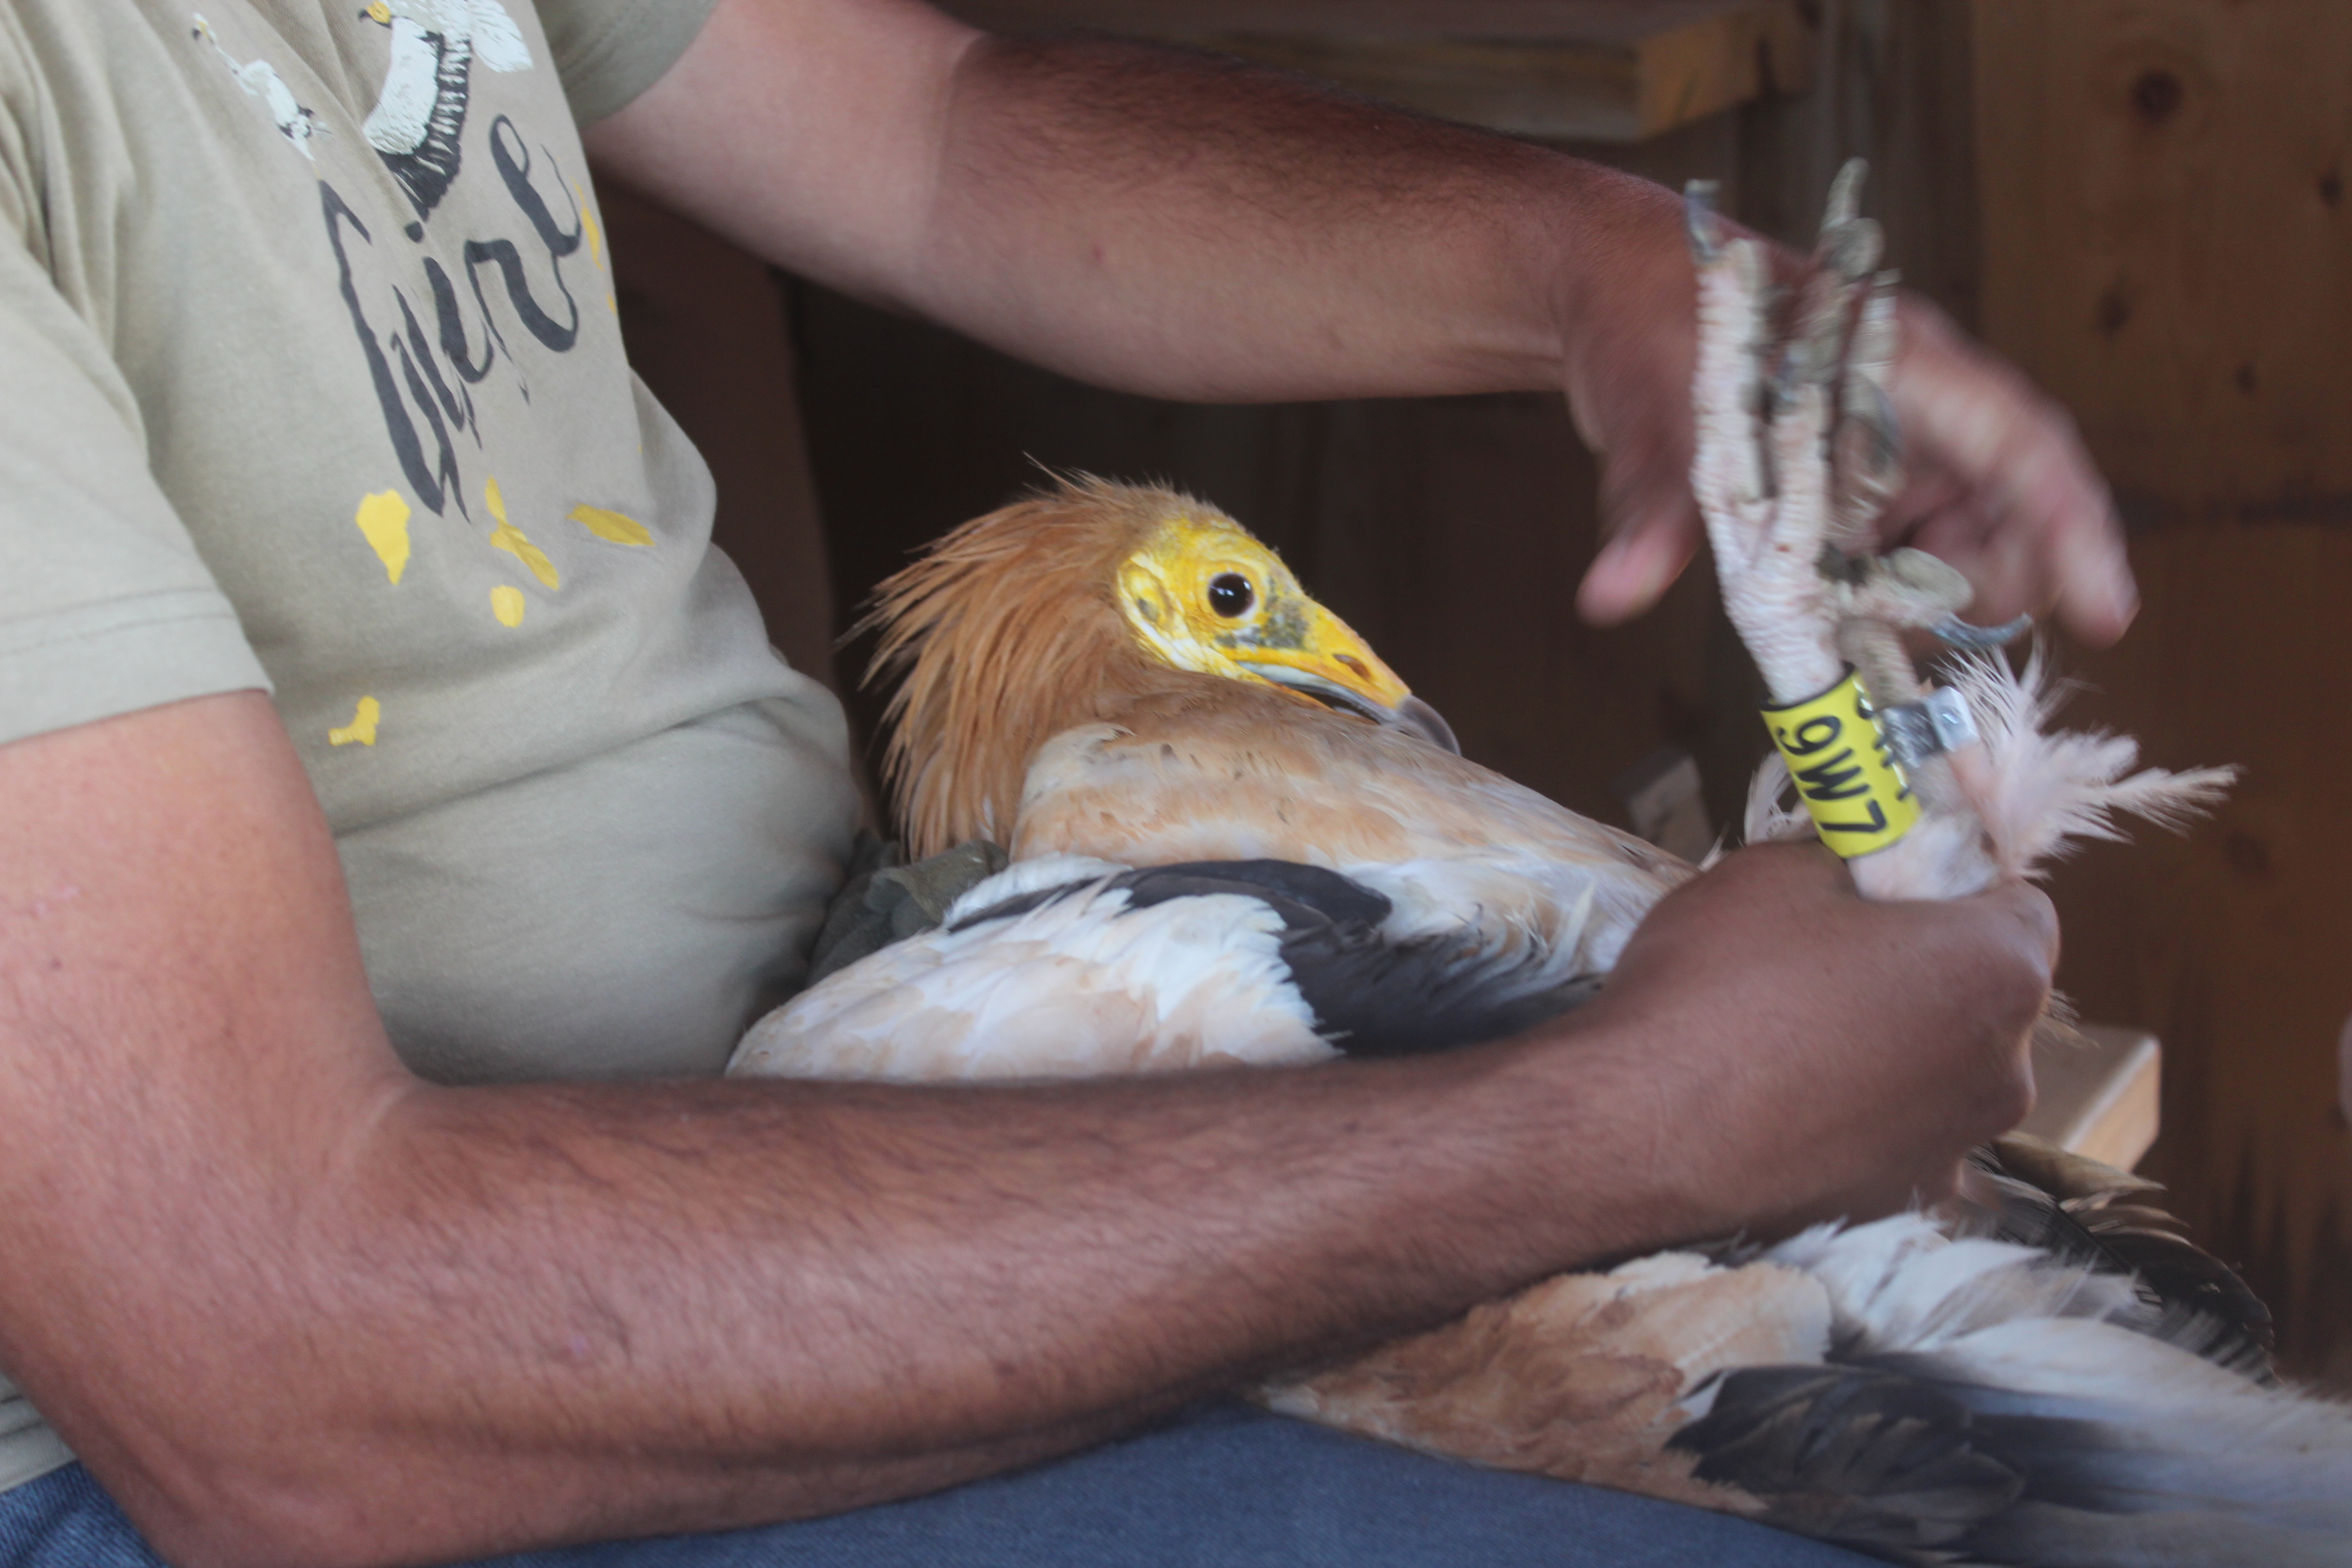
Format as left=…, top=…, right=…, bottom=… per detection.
left=864, top=476, right=1455, bottom=857
left=1108, top=510, right=1456, bottom=753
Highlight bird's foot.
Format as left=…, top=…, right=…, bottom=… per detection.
left=1688, top=162, right=1958, bottom=711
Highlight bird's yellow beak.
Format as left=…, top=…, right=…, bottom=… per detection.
left=363, top=1, right=392, bottom=22
left=1117, top=517, right=1459, bottom=753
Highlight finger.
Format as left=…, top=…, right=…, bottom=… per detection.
left=1576, top=498, right=1699, bottom=624
left=1909, top=496, right=2041, bottom=626
left=1901, top=877, right=2059, bottom=1058
left=1891, top=303, right=2139, bottom=644
left=2047, top=487, right=2140, bottom=645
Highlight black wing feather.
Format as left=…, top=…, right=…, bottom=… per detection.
left=1964, top=1135, right=2274, bottom=1382
left=950, top=859, right=1601, bottom=1058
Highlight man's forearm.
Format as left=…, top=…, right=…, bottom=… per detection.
left=586, top=0, right=1681, bottom=408
left=0, top=690, right=1690, bottom=1567
left=904, top=31, right=1666, bottom=403
left=74, top=1005, right=1686, bottom=1564
left=589, top=0, right=2135, bottom=642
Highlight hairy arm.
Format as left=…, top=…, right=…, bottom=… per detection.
left=0, top=694, right=2049, bottom=1566
left=583, top=0, right=2136, bottom=644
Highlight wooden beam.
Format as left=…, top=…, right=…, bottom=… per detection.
left=939, top=0, right=1815, bottom=142
left=2023, top=1026, right=2162, bottom=1172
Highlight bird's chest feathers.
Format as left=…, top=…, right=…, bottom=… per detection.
left=1012, top=710, right=1686, bottom=887
left=1012, top=719, right=1413, bottom=864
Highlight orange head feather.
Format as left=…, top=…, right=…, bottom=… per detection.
left=860, top=477, right=1191, bottom=858
left=861, top=476, right=1446, bottom=858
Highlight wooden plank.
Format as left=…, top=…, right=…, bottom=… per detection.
left=1974, top=0, right=2352, bottom=521
left=2034, top=528, right=2352, bottom=1392
left=939, top=0, right=1814, bottom=142
left=2024, top=1026, right=2161, bottom=1172
left=1974, top=1, right=2352, bottom=1392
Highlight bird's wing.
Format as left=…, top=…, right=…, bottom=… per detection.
left=730, top=856, right=1337, bottom=1081
left=732, top=847, right=1641, bottom=1081
left=460, top=0, right=532, bottom=71
left=738, top=700, right=1687, bottom=1083
left=1267, top=1250, right=1828, bottom=1513
left=1012, top=702, right=1687, bottom=972
left=1666, top=1215, right=2352, bottom=1561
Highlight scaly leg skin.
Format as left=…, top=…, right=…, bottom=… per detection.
left=1687, top=167, right=2231, bottom=901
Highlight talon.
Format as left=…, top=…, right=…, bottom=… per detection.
left=1822, top=158, right=1867, bottom=232
left=1814, top=162, right=1880, bottom=282
left=1685, top=180, right=1725, bottom=264
left=1933, top=612, right=2034, bottom=649
left=1818, top=216, right=1882, bottom=284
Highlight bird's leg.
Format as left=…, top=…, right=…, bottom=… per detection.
left=1788, top=172, right=1957, bottom=730
left=1690, top=166, right=2231, bottom=898
left=1687, top=185, right=1844, bottom=704
left=1690, top=169, right=2000, bottom=897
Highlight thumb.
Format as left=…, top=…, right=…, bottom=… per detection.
left=1967, top=876, right=2061, bottom=974
left=1578, top=486, right=1700, bottom=625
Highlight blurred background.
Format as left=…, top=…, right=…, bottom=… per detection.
left=595, top=0, right=2352, bottom=1391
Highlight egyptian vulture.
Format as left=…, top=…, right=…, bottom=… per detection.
left=730, top=172, right=2351, bottom=1563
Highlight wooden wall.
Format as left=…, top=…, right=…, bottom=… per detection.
left=1974, top=0, right=2352, bottom=1389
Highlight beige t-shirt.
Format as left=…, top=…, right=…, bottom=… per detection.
left=0, top=0, right=862, bottom=1490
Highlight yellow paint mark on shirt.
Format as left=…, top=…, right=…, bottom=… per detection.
left=355, top=490, right=412, bottom=585
left=573, top=186, right=614, bottom=313
left=490, top=585, right=526, bottom=626
left=493, top=526, right=561, bottom=589
left=568, top=504, right=653, bottom=546
left=484, top=475, right=560, bottom=589
left=329, top=696, right=382, bottom=747
left=575, top=183, right=605, bottom=270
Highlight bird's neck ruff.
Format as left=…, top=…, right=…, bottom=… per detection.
left=862, top=479, right=1208, bottom=859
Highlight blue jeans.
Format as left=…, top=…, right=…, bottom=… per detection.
left=0, top=1404, right=1871, bottom=1567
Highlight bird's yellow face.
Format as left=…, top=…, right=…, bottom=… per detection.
left=1116, top=516, right=1458, bottom=752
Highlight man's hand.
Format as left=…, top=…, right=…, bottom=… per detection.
left=1539, top=842, right=2058, bottom=1244
left=1572, top=262, right=2139, bottom=647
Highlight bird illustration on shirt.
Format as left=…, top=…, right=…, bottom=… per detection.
left=357, top=0, right=533, bottom=223
left=191, top=13, right=327, bottom=159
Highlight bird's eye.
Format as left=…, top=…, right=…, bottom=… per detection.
left=1207, top=573, right=1255, bottom=617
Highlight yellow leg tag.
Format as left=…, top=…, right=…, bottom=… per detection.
left=1762, top=669, right=1921, bottom=858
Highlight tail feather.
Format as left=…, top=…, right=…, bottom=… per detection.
left=1900, top=1322, right=2352, bottom=1534
left=1673, top=1322, right=2352, bottom=1565
left=1962, top=1499, right=2352, bottom=1568
left=1958, top=1136, right=2275, bottom=1381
